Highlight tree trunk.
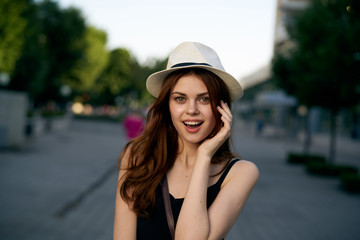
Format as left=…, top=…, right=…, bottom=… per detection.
left=303, top=111, right=312, bottom=154
left=328, top=110, right=338, bottom=164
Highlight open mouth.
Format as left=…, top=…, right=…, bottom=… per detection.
left=183, top=121, right=204, bottom=128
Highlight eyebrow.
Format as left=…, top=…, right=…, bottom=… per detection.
left=171, top=92, right=209, bottom=97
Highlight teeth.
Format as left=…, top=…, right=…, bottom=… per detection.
left=184, top=121, right=202, bottom=126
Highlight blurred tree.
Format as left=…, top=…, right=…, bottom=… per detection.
left=9, top=0, right=48, bottom=101
left=4, top=0, right=167, bottom=109
left=0, top=0, right=28, bottom=77
left=9, top=0, right=87, bottom=106
left=128, top=57, right=167, bottom=104
left=63, top=26, right=109, bottom=94
left=272, top=0, right=360, bottom=163
left=91, top=48, right=132, bottom=105
left=37, top=1, right=86, bottom=105
left=89, top=51, right=167, bottom=106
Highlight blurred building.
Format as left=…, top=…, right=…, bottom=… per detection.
left=237, top=0, right=311, bottom=138
left=273, top=0, right=309, bottom=55
left=239, top=0, right=358, bottom=138
left=240, top=0, right=310, bottom=89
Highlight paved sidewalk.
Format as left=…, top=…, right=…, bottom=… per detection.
left=0, top=120, right=125, bottom=240
left=0, top=119, right=359, bottom=240
left=228, top=121, right=360, bottom=240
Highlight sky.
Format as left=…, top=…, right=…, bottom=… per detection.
left=57, top=0, right=277, bottom=80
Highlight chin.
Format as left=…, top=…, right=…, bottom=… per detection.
left=182, top=134, right=209, bottom=145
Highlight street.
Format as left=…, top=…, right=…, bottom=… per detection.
left=0, top=119, right=359, bottom=240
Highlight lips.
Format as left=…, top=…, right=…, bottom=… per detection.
left=183, top=120, right=204, bottom=133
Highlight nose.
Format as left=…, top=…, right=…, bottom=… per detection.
left=187, top=100, right=199, bottom=115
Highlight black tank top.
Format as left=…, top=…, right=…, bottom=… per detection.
left=137, top=158, right=240, bottom=240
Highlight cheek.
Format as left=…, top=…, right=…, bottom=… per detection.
left=203, top=106, right=216, bottom=126
left=169, top=104, right=182, bottom=122
left=209, top=114, right=217, bottom=130
left=207, top=105, right=215, bottom=118
left=206, top=108, right=218, bottom=136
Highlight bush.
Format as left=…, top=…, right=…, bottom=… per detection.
left=27, top=110, right=35, bottom=118
left=73, top=114, right=121, bottom=122
left=306, top=161, right=358, bottom=177
left=41, top=109, right=65, bottom=117
left=287, top=152, right=326, bottom=164
left=340, top=173, right=360, bottom=194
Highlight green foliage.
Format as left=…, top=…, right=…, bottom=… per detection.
left=306, top=161, right=358, bottom=177
left=89, top=49, right=168, bottom=105
left=287, top=152, right=326, bottom=164
left=271, top=54, right=296, bottom=96
left=9, top=0, right=87, bottom=105
left=91, top=48, right=133, bottom=105
left=73, top=114, right=122, bottom=123
left=0, top=0, right=28, bottom=74
left=272, top=0, right=360, bottom=163
left=64, top=26, right=109, bottom=92
left=9, top=0, right=48, bottom=99
left=340, top=172, right=360, bottom=193
left=37, top=2, right=86, bottom=104
left=41, top=109, right=65, bottom=117
left=272, top=0, right=360, bottom=112
left=129, top=57, right=168, bottom=103
left=4, top=0, right=168, bottom=107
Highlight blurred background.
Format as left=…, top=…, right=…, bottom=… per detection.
left=0, top=0, right=360, bottom=239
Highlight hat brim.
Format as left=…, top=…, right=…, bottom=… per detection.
left=146, top=65, right=243, bottom=102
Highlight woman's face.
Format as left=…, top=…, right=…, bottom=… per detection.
left=169, top=73, right=216, bottom=145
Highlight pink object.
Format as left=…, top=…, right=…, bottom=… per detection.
left=124, top=114, right=144, bottom=139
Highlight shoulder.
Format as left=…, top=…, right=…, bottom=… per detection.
left=118, top=145, right=134, bottom=177
left=120, top=143, right=137, bottom=167
left=120, top=146, right=131, bottom=164
left=223, top=160, right=259, bottom=188
left=233, top=159, right=259, bottom=173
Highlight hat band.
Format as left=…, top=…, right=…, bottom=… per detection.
left=171, top=62, right=212, bottom=68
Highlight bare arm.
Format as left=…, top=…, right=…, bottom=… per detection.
left=113, top=149, right=137, bottom=240
left=207, top=160, right=259, bottom=239
left=175, top=154, right=212, bottom=239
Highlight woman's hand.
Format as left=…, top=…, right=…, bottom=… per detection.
left=198, top=100, right=232, bottom=158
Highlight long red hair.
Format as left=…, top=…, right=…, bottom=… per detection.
left=119, top=68, right=235, bottom=217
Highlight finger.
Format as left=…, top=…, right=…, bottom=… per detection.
left=219, top=109, right=232, bottom=130
left=220, top=101, right=232, bottom=120
left=217, top=120, right=231, bottom=140
left=212, top=123, right=230, bottom=142
left=217, top=105, right=232, bottom=123
left=217, top=107, right=231, bottom=124
left=221, top=115, right=232, bottom=131
left=218, top=101, right=232, bottom=118
left=218, top=113, right=232, bottom=132
left=218, top=104, right=232, bottom=134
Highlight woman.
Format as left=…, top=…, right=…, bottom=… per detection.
left=114, top=42, right=259, bottom=240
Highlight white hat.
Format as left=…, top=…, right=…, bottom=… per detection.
left=146, top=42, right=243, bottom=101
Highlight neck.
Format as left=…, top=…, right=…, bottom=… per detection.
left=177, top=139, right=200, bottom=168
